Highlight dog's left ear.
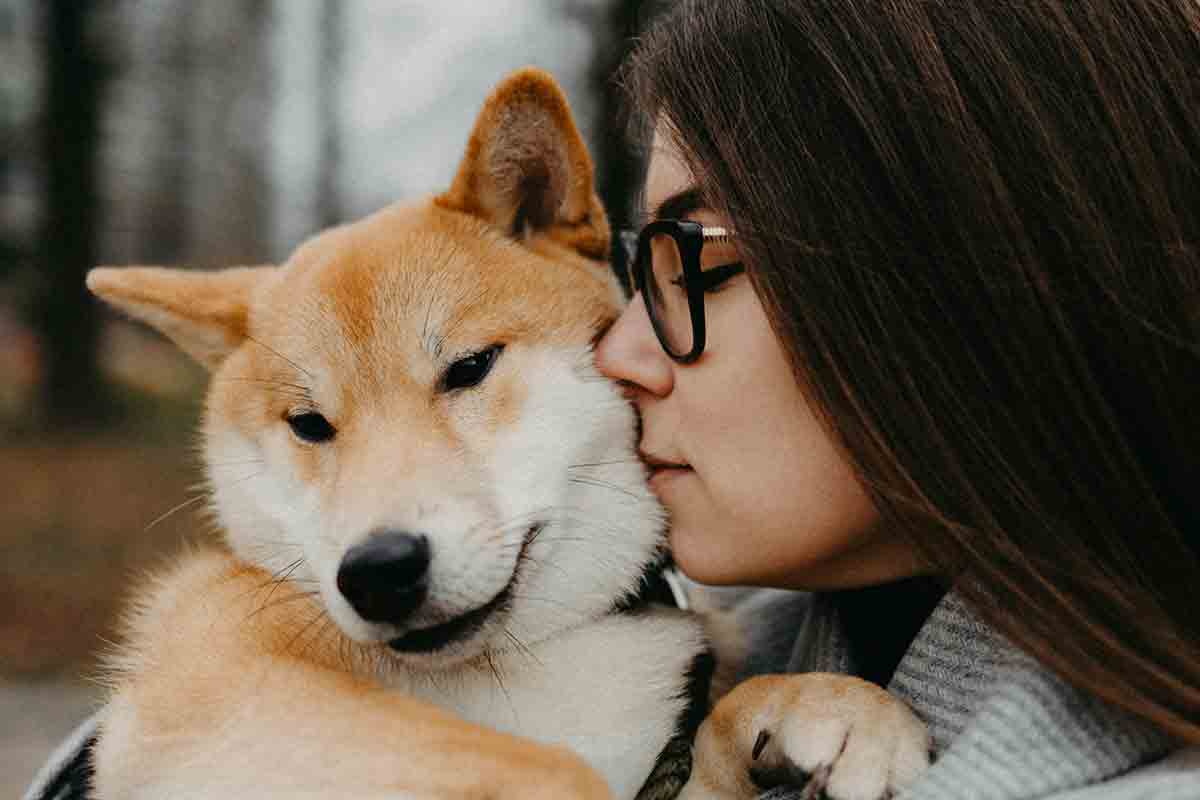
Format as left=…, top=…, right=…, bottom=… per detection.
left=87, top=265, right=271, bottom=370
left=436, top=67, right=610, bottom=261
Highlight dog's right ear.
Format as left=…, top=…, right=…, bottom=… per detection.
left=436, top=67, right=610, bottom=261
left=87, top=265, right=271, bottom=370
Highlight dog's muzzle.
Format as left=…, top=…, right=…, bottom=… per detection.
left=336, top=530, right=431, bottom=626
left=386, top=523, right=542, bottom=655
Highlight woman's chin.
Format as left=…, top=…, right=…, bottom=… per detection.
left=667, top=525, right=744, bottom=586
left=668, top=525, right=851, bottom=589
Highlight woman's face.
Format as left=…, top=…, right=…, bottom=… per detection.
left=596, top=130, right=921, bottom=589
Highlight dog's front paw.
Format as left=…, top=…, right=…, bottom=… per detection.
left=680, top=673, right=929, bottom=800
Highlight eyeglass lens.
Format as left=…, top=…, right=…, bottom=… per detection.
left=646, top=231, right=694, bottom=356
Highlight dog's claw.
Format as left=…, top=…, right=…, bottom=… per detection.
left=752, top=730, right=771, bottom=761
left=798, top=763, right=832, bottom=800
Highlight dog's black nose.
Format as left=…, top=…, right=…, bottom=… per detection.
left=336, top=531, right=430, bottom=625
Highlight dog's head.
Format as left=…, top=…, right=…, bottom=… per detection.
left=88, top=69, right=663, bottom=667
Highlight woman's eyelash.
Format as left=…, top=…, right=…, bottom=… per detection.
left=671, top=275, right=735, bottom=293
left=672, top=261, right=745, bottom=293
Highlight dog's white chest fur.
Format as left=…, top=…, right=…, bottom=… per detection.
left=387, top=609, right=706, bottom=800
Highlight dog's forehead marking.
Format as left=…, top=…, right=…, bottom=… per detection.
left=287, top=201, right=620, bottom=364
left=243, top=200, right=624, bottom=443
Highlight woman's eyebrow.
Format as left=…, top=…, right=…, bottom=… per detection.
left=637, top=186, right=706, bottom=227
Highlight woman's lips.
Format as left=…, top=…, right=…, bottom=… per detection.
left=640, top=451, right=691, bottom=481
left=647, top=465, right=691, bottom=494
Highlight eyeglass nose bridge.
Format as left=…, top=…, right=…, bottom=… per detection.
left=617, top=229, right=641, bottom=294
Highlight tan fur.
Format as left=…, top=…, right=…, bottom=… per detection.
left=95, top=550, right=610, bottom=800
left=89, top=67, right=624, bottom=800
left=86, top=66, right=930, bottom=800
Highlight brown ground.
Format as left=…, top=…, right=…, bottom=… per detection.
left=0, top=439, right=211, bottom=673
left=0, top=433, right=216, bottom=793
left=0, top=286, right=222, bottom=792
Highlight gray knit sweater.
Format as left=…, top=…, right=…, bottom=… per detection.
left=732, top=588, right=1200, bottom=799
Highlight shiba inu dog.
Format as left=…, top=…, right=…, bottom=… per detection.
left=84, top=68, right=929, bottom=800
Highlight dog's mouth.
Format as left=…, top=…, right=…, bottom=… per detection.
left=387, top=523, right=541, bottom=655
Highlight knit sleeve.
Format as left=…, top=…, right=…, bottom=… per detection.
left=757, top=787, right=806, bottom=800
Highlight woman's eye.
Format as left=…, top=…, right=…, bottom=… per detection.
left=443, top=345, right=503, bottom=391
left=699, top=261, right=745, bottom=294
left=287, top=412, right=336, bottom=444
left=673, top=261, right=745, bottom=294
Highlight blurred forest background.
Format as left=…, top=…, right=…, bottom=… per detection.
left=0, top=0, right=651, bottom=791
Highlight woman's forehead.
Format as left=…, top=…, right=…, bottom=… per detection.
left=642, top=126, right=733, bottom=230
left=643, top=126, right=693, bottom=216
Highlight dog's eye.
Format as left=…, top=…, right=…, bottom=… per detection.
left=443, top=346, right=503, bottom=392
left=287, top=412, right=336, bottom=443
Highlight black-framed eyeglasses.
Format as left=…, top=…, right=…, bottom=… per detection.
left=620, top=219, right=745, bottom=363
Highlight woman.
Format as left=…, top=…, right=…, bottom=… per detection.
left=597, top=0, right=1199, bottom=796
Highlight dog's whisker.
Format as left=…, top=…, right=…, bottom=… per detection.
left=566, top=459, right=642, bottom=469
left=281, top=606, right=330, bottom=654
left=235, top=557, right=311, bottom=605
left=251, top=539, right=305, bottom=546
left=500, top=534, right=592, bottom=547
left=508, top=552, right=569, bottom=579
left=221, top=388, right=311, bottom=403
left=289, top=614, right=327, bottom=663
left=261, top=556, right=306, bottom=584
left=473, top=508, right=553, bottom=538
left=254, top=558, right=308, bottom=611
left=502, top=629, right=542, bottom=666
left=207, top=459, right=267, bottom=469
left=546, top=507, right=648, bottom=537
left=218, top=377, right=313, bottom=394
left=206, top=469, right=269, bottom=495
left=508, top=592, right=578, bottom=611
left=242, top=590, right=322, bottom=622
left=485, top=504, right=643, bottom=545
left=300, top=615, right=339, bottom=662
left=230, top=555, right=306, bottom=600
left=245, top=335, right=315, bottom=381
left=525, top=523, right=551, bottom=548
left=144, top=493, right=210, bottom=532
left=482, top=648, right=515, bottom=712
left=521, top=522, right=628, bottom=544
left=567, top=476, right=643, bottom=501
left=424, top=667, right=450, bottom=697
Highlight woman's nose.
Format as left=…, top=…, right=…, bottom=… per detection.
left=595, top=292, right=673, bottom=397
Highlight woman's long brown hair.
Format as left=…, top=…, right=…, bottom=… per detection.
left=622, top=0, right=1200, bottom=743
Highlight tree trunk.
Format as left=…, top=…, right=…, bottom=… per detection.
left=317, top=0, right=345, bottom=228
left=143, top=2, right=196, bottom=264
left=582, top=0, right=647, bottom=295
left=188, top=0, right=272, bottom=266
left=32, top=0, right=112, bottom=428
